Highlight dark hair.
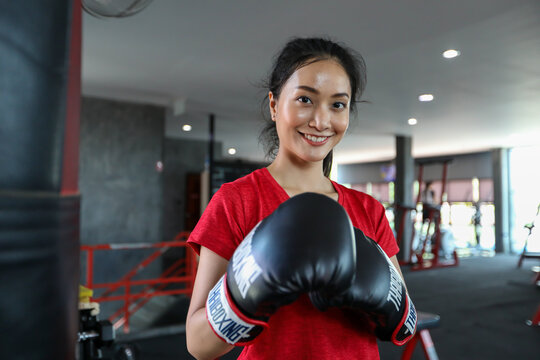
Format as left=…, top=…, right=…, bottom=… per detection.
left=259, top=37, right=367, bottom=177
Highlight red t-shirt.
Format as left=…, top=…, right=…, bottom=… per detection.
left=188, top=168, right=399, bottom=360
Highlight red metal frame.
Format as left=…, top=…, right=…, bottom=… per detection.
left=80, top=231, right=197, bottom=333
left=527, top=304, right=540, bottom=327
left=401, top=329, right=439, bottom=360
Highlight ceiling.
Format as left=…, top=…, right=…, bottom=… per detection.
left=82, top=0, right=540, bottom=164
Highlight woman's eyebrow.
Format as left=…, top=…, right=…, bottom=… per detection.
left=296, top=85, right=349, bottom=98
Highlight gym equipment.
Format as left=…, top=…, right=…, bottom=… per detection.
left=525, top=266, right=540, bottom=327
left=78, top=286, right=140, bottom=360
left=78, top=309, right=140, bottom=360
left=396, top=158, right=459, bottom=270
left=401, top=311, right=441, bottom=360
left=78, top=309, right=115, bottom=359
left=526, top=304, right=540, bottom=327
left=0, top=1, right=81, bottom=359
left=517, top=203, right=540, bottom=268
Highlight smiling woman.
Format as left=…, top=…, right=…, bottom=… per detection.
left=260, top=38, right=366, bottom=178
left=267, top=60, right=350, bottom=175
left=185, top=37, right=416, bottom=360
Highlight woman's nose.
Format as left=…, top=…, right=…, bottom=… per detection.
left=309, top=107, right=331, bottom=131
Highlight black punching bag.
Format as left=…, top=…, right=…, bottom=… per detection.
left=0, top=1, right=80, bottom=359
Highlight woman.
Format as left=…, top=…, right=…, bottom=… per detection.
left=186, top=37, right=412, bottom=359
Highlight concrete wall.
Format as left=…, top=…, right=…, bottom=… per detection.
left=80, top=97, right=165, bottom=246
left=79, top=97, right=165, bottom=317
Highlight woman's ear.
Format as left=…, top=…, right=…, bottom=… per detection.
left=268, top=91, right=277, bottom=122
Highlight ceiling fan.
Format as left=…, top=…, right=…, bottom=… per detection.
left=82, top=0, right=154, bottom=19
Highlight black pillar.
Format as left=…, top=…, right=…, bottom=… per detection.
left=395, top=136, right=415, bottom=262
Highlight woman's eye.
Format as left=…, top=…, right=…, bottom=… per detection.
left=298, top=96, right=312, bottom=104
left=333, top=102, right=346, bottom=109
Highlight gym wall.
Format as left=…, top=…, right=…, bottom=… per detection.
left=338, top=151, right=493, bottom=184
left=79, top=96, right=220, bottom=318
left=79, top=97, right=165, bottom=317
left=80, top=97, right=165, bottom=247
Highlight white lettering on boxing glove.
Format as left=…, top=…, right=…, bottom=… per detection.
left=231, top=224, right=263, bottom=298
left=207, top=277, right=255, bottom=344
left=387, top=263, right=403, bottom=311
left=403, top=294, right=417, bottom=335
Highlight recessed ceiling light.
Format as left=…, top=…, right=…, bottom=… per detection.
left=418, top=94, right=434, bottom=102
left=228, top=148, right=237, bottom=155
left=442, top=49, right=460, bottom=59
left=408, top=118, right=418, bottom=125
left=182, top=124, right=192, bottom=131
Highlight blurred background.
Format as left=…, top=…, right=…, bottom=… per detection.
left=1, top=0, right=539, bottom=359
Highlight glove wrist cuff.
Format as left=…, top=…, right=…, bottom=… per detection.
left=391, top=294, right=417, bottom=346
left=206, top=274, right=268, bottom=345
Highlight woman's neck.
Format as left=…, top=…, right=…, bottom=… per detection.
left=267, top=153, right=336, bottom=198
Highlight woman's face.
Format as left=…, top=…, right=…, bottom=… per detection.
left=269, top=59, right=351, bottom=165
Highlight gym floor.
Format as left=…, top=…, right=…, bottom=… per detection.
left=116, top=254, right=539, bottom=360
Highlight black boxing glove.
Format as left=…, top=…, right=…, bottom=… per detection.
left=311, top=228, right=417, bottom=345
left=206, top=193, right=356, bottom=345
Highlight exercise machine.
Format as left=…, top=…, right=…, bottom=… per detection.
left=395, top=158, right=458, bottom=270
left=517, top=203, right=540, bottom=268
left=78, top=286, right=139, bottom=360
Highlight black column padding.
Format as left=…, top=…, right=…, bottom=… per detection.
left=0, top=192, right=80, bottom=360
left=0, top=0, right=72, bottom=191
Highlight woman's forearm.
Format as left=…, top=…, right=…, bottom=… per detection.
left=186, top=307, right=234, bottom=360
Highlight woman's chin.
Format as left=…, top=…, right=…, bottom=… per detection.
left=298, top=151, right=330, bottom=164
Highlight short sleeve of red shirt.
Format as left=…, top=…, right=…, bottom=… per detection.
left=187, top=183, right=245, bottom=260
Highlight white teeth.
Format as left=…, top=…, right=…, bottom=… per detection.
left=305, top=134, right=328, bottom=143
